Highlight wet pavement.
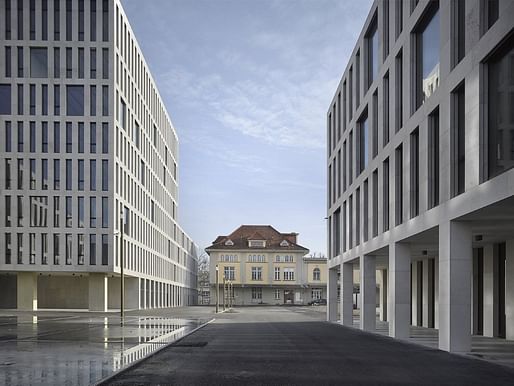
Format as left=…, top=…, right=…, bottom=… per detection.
left=0, top=308, right=214, bottom=385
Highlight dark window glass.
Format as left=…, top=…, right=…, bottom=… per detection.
left=395, top=0, right=403, bottom=39
left=102, top=160, right=108, bottom=191
left=101, top=197, right=108, bottom=227
left=29, top=84, right=35, bottom=115
left=5, top=0, right=11, bottom=40
left=42, top=122, right=48, bottom=153
left=395, top=145, right=403, bottom=226
left=17, top=122, right=23, bottom=152
left=90, top=197, right=96, bottom=227
left=0, top=85, right=11, bottom=115
left=102, top=123, right=108, bottom=153
left=102, top=48, right=108, bottom=79
left=5, top=47, right=12, bottom=77
left=395, top=50, right=403, bottom=132
left=66, top=86, right=84, bottom=116
left=42, top=0, right=48, bottom=40
left=66, top=0, right=72, bottom=41
left=90, top=48, right=96, bottom=78
left=30, top=122, right=36, bottom=152
left=451, top=83, right=465, bottom=196
left=42, top=159, right=48, bottom=189
left=54, top=85, right=60, bottom=115
left=78, top=122, right=84, bottom=153
left=78, top=48, right=84, bottom=78
left=17, top=84, right=22, bottom=115
left=101, top=234, right=108, bottom=265
left=451, top=0, right=465, bottom=68
left=366, top=15, right=378, bottom=88
left=90, top=159, right=96, bottom=190
left=66, top=159, right=72, bottom=190
left=102, top=0, right=108, bottom=41
left=383, top=1, right=389, bottom=60
left=428, top=108, right=440, bottom=209
left=42, top=85, right=48, bottom=115
left=410, top=128, right=419, bottom=218
left=90, top=235, right=96, bottom=265
left=102, top=85, right=108, bottom=116
left=78, top=0, right=84, bottom=41
left=358, top=111, right=369, bottom=175
left=30, top=48, right=48, bottom=78
left=54, top=159, right=60, bottom=189
left=65, top=234, right=72, bottom=264
left=29, top=0, right=35, bottom=39
left=53, top=122, right=60, bottom=152
left=17, top=46, right=23, bottom=77
left=90, top=85, right=96, bottom=115
left=78, top=161, right=84, bottom=191
left=66, top=48, right=72, bottom=78
left=17, top=0, right=23, bottom=40
left=53, top=233, right=60, bottom=264
left=66, top=122, right=72, bottom=152
left=90, top=0, right=97, bottom=41
left=90, top=123, right=96, bottom=153
left=5, top=122, right=12, bottom=152
left=54, top=47, right=60, bottom=78
left=54, top=0, right=60, bottom=40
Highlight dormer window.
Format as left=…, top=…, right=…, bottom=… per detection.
left=225, top=239, right=234, bottom=246
left=280, top=240, right=289, bottom=247
left=248, top=240, right=265, bottom=248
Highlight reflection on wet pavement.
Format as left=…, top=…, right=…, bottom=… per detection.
left=0, top=314, right=209, bottom=385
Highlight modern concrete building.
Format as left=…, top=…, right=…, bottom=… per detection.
left=326, top=0, right=514, bottom=352
left=206, top=225, right=326, bottom=305
left=0, top=0, right=198, bottom=310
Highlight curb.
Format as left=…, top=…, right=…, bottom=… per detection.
left=93, top=318, right=216, bottom=385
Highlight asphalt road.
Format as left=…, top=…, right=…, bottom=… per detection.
left=104, top=306, right=514, bottom=385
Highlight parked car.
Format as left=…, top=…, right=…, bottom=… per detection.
left=308, top=299, right=327, bottom=306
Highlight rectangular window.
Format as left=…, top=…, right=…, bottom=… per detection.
left=428, top=108, right=440, bottom=209
left=90, top=234, right=96, bottom=265
left=410, top=128, right=419, bottom=218
left=383, top=158, right=389, bottom=232
left=395, top=0, right=403, bottom=39
left=41, top=233, right=48, bottom=264
left=78, top=196, right=84, bottom=228
left=120, top=97, right=126, bottom=129
left=223, top=266, right=235, bottom=281
left=372, top=170, right=378, bottom=237
left=342, top=201, right=347, bottom=252
left=66, top=122, right=72, bottom=152
left=53, top=196, right=59, bottom=227
left=29, top=159, right=36, bottom=189
left=90, top=196, right=96, bottom=227
left=333, top=208, right=341, bottom=256
left=42, top=159, right=48, bottom=189
left=274, top=289, right=281, bottom=300
left=342, top=141, right=347, bottom=192
left=30, top=48, right=48, bottom=78
left=337, top=92, right=341, bottom=141
left=66, top=85, right=84, bottom=116
left=395, top=145, right=403, bottom=226
left=395, top=50, right=403, bottom=132
left=383, top=0, right=390, bottom=60
left=42, top=0, right=48, bottom=40
left=5, top=233, right=12, bottom=264
left=102, top=123, right=108, bottom=153
left=366, top=15, right=378, bottom=89
left=349, top=67, right=353, bottom=120
left=372, top=90, right=378, bottom=157
left=90, top=123, right=97, bottom=153
left=358, top=111, right=369, bottom=175
left=54, top=47, right=60, bottom=78
left=363, top=179, right=369, bottom=242
left=66, top=47, right=72, bottom=78
left=17, top=46, right=23, bottom=77
left=53, top=234, right=60, bottom=265
left=78, top=48, right=84, bottom=78
left=90, top=0, right=97, bottom=41
left=42, top=85, right=48, bottom=115
left=65, top=234, right=72, bottom=265
left=487, top=35, right=514, bottom=180
left=101, top=197, right=108, bottom=227
left=274, top=267, right=280, bottom=281
left=102, top=85, right=108, bottom=116
left=29, top=0, right=35, bottom=39
left=102, top=160, right=108, bottom=191
left=349, top=195, right=353, bottom=248
left=66, top=0, right=72, bottom=41
left=251, top=267, right=262, bottom=281
left=5, top=196, right=11, bottom=226
left=53, top=0, right=60, bottom=40
left=17, top=160, right=23, bottom=190
left=29, top=84, right=35, bottom=115
left=53, top=159, right=60, bottom=189
left=451, top=0, right=465, bottom=68
left=5, top=122, right=12, bottom=152
left=5, top=0, right=11, bottom=40
left=78, top=123, right=84, bottom=153
left=102, top=48, right=108, bottom=79
left=29, top=233, right=35, bottom=264
left=355, top=50, right=360, bottom=107
left=17, top=233, right=23, bottom=264
left=17, top=122, right=23, bottom=152
left=251, top=287, right=262, bottom=300
left=101, top=234, right=108, bottom=265
left=66, top=159, right=72, bottom=190
left=90, top=85, right=96, bottom=115
left=283, top=268, right=295, bottom=281
left=17, top=0, right=23, bottom=39
left=0, top=84, right=11, bottom=115
left=65, top=196, right=72, bottom=227
left=481, top=0, right=499, bottom=36
left=355, top=187, right=361, bottom=246
left=78, top=159, right=84, bottom=190
left=414, top=4, right=440, bottom=109
left=78, top=0, right=84, bottom=41
left=90, top=48, right=96, bottom=78
left=53, top=122, right=60, bottom=152
left=17, top=84, right=23, bottom=115
left=17, top=195, right=23, bottom=226
left=102, top=0, right=108, bottom=41
left=29, top=196, right=48, bottom=227
left=451, top=82, right=465, bottom=196
left=5, top=159, right=11, bottom=189
left=5, top=46, right=12, bottom=77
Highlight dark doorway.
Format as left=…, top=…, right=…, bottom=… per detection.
left=498, top=242, right=506, bottom=338
left=284, top=290, right=294, bottom=305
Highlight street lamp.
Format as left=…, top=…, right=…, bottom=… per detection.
left=215, top=265, right=219, bottom=313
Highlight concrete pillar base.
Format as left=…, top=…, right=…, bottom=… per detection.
left=389, top=242, right=411, bottom=339
left=327, top=268, right=339, bottom=322
left=17, top=272, right=38, bottom=311
left=360, top=255, right=376, bottom=331
left=89, top=273, right=108, bottom=312
left=341, top=262, right=353, bottom=326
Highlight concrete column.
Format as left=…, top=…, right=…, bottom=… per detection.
left=89, top=273, right=108, bottom=312
left=438, top=221, right=472, bottom=352
left=422, top=259, right=434, bottom=328
left=379, top=269, right=388, bottom=321
left=434, top=258, right=439, bottom=329
left=17, top=272, right=38, bottom=311
left=341, top=262, right=353, bottom=326
left=125, top=277, right=140, bottom=310
left=483, top=244, right=498, bottom=337
left=360, top=255, right=376, bottom=331
left=506, top=240, right=514, bottom=340
left=389, top=242, right=411, bottom=338
left=327, top=268, right=339, bottom=322
left=411, top=261, right=420, bottom=327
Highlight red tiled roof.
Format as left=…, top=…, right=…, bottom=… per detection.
left=205, top=225, right=309, bottom=252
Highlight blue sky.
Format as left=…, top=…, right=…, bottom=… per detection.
left=122, top=0, right=372, bottom=255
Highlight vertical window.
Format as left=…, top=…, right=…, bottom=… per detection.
left=54, top=0, right=60, bottom=40
left=383, top=0, right=390, bottom=60
left=102, top=48, right=108, bottom=79
left=5, top=196, right=11, bottom=226
left=66, top=159, right=72, bottom=190
left=102, top=160, right=108, bottom=190
left=349, top=67, right=353, bottom=120
left=5, top=0, right=11, bottom=40
left=342, top=81, right=347, bottom=133
left=30, top=47, right=48, bottom=78
left=5, top=47, right=12, bottom=77
left=5, top=234, right=12, bottom=264
left=90, top=85, right=96, bottom=116
left=90, top=196, right=96, bottom=227
left=42, top=159, right=48, bottom=190
left=5, top=159, right=12, bottom=189
left=66, top=122, right=72, bottom=152
left=349, top=195, right=353, bottom=248
left=66, top=85, right=84, bottom=116
left=90, top=0, right=97, bottom=41
left=17, top=233, right=23, bottom=264
left=53, top=234, right=60, bottom=265
left=414, top=4, right=440, bottom=109
left=363, top=180, right=369, bottom=242
left=102, top=85, right=108, bottom=116
left=78, top=123, right=84, bottom=153
left=333, top=208, right=341, bottom=256
left=90, top=160, right=96, bottom=190
left=481, top=0, right=499, bottom=35
left=54, top=47, right=60, bottom=78
left=42, top=122, right=48, bottom=152
left=17, top=84, right=23, bottom=115
left=102, top=0, right=108, bottom=41
left=53, top=85, right=60, bottom=115
left=17, top=46, right=23, bottom=77
left=53, top=159, right=60, bottom=189
left=90, top=123, right=97, bottom=153
left=42, top=85, right=48, bottom=115
left=29, top=159, right=36, bottom=189
left=355, top=187, right=360, bottom=246
left=355, top=51, right=360, bottom=107
left=337, top=93, right=341, bottom=141
left=372, top=169, right=378, bottom=237
left=17, top=159, right=23, bottom=189
left=120, top=98, right=126, bottom=128
left=395, top=50, right=403, bottom=132
left=53, top=122, right=60, bottom=152
left=78, top=196, right=84, bottom=228
left=101, top=234, right=108, bottom=265
left=78, top=0, right=84, bottom=41
left=342, top=141, right=347, bottom=191
left=366, top=15, right=378, bottom=89
left=358, top=111, right=369, bottom=175
left=17, top=195, right=23, bottom=226
left=487, top=36, right=514, bottom=180
left=5, top=121, right=12, bottom=152
left=372, top=90, right=378, bottom=158
left=410, top=128, right=419, bottom=218
left=17, top=121, right=23, bottom=152
left=451, top=82, right=465, bottom=196
left=395, top=0, right=403, bottom=39
left=53, top=196, right=59, bottom=227
left=66, top=234, right=72, bottom=265
left=42, top=0, right=48, bottom=40
left=428, top=108, right=440, bottom=209
left=383, top=158, right=390, bottom=231
left=101, top=197, right=108, bottom=227
left=90, top=235, right=96, bottom=265
left=337, top=149, right=341, bottom=198
left=65, top=196, right=72, bottom=227
left=78, top=48, right=84, bottom=78
left=29, top=233, right=35, bottom=264
left=90, top=48, right=97, bottom=78
left=78, top=159, right=84, bottom=190
left=395, top=145, right=403, bottom=226
left=29, top=84, right=35, bottom=115
left=0, top=85, right=11, bottom=115
left=66, top=47, right=72, bottom=78
left=66, top=0, right=72, bottom=41
left=349, top=130, right=353, bottom=185
left=17, top=0, right=23, bottom=40
left=327, top=113, right=332, bottom=152
left=451, top=0, right=465, bottom=68
left=102, top=123, right=108, bottom=153
left=29, top=0, right=35, bottom=39
left=41, top=233, right=48, bottom=264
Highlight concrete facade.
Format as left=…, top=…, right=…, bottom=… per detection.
left=327, top=0, right=514, bottom=352
left=0, top=0, right=198, bottom=310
